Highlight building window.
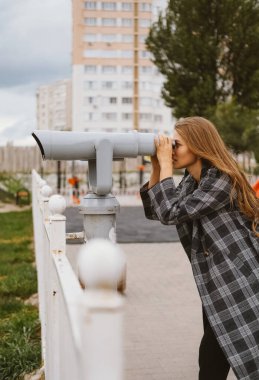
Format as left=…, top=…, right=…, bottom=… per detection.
left=121, top=50, right=133, bottom=58
left=84, top=50, right=99, bottom=58
left=84, top=50, right=118, bottom=58
left=121, top=66, right=133, bottom=74
left=102, top=18, right=116, bottom=27
left=153, top=82, right=161, bottom=91
left=122, top=81, right=133, bottom=89
left=102, top=50, right=118, bottom=58
left=84, top=81, right=98, bottom=90
left=122, top=113, right=132, bottom=120
left=84, top=65, right=97, bottom=73
left=85, top=97, right=94, bottom=104
left=103, top=113, right=117, bottom=120
left=140, top=50, right=151, bottom=59
left=84, top=112, right=99, bottom=121
left=84, top=34, right=97, bottom=42
left=102, top=81, right=117, bottom=89
left=122, top=2, right=132, bottom=11
left=154, top=115, right=163, bottom=122
left=122, top=97, right=132, bottom=104
left=84, top=1, right=97, bottom=10
left=140, top=113, right=152, bottom=121
left=139, top=34, right=147, bottom=43
left=101, top=34, right=117, bottom=42
left=122, top=18, right=132, bottom=27
left=140, top=66, right=153, bottom=74
left=84, top=18, right=97, bottom=26
left=109, top=97, right=117, bottom=104
left=102, top=2, right=117, bottom=11
left=140, top=19, right=151, bottom=28
left=140, top=97, right=152, bottom=106
left=139, top=81, right=152, bottom=90
left=102, top=65, right=117, bottom=73
left=121, top=34, right=133, bottom=43
left=140, top=3, right=152, bottom=12
left=104, top=128, right=115, bottom=132
left=102, top=97, right=116, bottom=105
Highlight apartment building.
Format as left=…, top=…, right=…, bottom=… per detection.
left=72, top=0, right=172, bottom=133
left=36, top=79, right=72, bottom=131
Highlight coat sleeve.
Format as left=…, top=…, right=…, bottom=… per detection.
left=147, top=169, right=234, bottom=225
left=140, top=175, right=187, bottom=221
left=140, top=182, right=159, bottom=220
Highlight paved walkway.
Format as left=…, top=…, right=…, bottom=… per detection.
left=0, top=202, right=31, bottom=213
left=67, top=242, right=236, bottom=380
left=65, top=206, right=179, bottom=243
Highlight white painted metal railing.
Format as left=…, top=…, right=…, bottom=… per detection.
left=32, top=170, right=125, bottom=380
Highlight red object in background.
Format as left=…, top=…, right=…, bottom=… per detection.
left=252, top=180, right=259, bottom=198
left=68, top=176, right=80, bottom=204
left=68, top=176, right=79, bottom=186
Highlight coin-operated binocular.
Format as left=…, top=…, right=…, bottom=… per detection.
left=32, top=130, right=155, bottom=195
left=32, top=130, right=156, bottom=245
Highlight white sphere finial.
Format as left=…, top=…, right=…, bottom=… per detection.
left=35, top=172, right=41, bottom=182
left=48, top=194, right=66, bottom=215
left=41, top=185, right=52, bottom=198
left=78, top=239, right=126, bottom=290
left=39, top=179, right=47, bottom=188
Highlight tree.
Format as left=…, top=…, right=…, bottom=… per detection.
left=209, top=100, right=259, bottom=155
left=146, top=0, right=259, bottom=118
left=246, top=125, right=259, bottom=165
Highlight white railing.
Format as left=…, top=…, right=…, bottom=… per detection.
left=32, top=170, right=125, bottom=380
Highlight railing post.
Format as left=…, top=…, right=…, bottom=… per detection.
left=41, top=185, right=52, bottom=220
left=32, top=171, right=49, bottom=362
left=78, top=239, right=125, bottom=380
left=44, top=194, right=66, bottom=380
left=32, top=171, right=126, bottom=380
left=37, top=182, right=53, bottom=362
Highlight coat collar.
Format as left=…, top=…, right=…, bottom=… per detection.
left=201, top=159, right=213, bottom=179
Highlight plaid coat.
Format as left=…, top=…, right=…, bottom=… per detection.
left=140, top=163, right=259, bottom=380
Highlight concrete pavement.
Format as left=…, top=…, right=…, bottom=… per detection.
left=121, top=243, right=236, bottom=380
left=67, top=242, right=237, bottom=380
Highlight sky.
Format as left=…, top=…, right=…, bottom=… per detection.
left=0, top=0, right=71, bottom=145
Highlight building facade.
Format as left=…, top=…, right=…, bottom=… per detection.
left=36, top=79, right=72, bottom=131
left=72, top=0, right=172, bottom=133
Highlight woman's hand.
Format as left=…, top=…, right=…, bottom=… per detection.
left=154, top=134, right=173, bottom=181
left=147, top=135, right=173, bottom=188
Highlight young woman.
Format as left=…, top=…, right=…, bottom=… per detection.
left=140, top=116, right=259, bottom=380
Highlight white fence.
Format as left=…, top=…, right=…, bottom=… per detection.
left=32, top=170, right=125, bottom=380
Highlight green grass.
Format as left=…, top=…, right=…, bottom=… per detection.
left=0, top=209, right=41, bottom=380
left=0, top=188, right=15, bottom=204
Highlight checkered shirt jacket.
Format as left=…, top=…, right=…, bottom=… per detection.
left=140, top=162, right=259, bottom=380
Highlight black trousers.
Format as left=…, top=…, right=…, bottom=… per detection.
left=199, top=309, right=230, bottom=380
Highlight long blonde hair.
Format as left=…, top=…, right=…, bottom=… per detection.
left=175, top=116, right=259, bottom=236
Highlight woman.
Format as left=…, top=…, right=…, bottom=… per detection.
left=140, top=117, right=259, bottom=380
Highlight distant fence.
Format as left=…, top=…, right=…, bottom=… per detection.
left=0, top=143, right=141, bottom=174
left=32, top=170, right=124, bottom=380
left=0, top=144, right=42, bottom=173
left=0, top=144, right=88, bottom=174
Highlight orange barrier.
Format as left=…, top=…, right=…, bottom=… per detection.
left=252, top=180, right=259, bottom=198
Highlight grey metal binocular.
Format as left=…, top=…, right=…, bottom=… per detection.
left=32, top=130, right=156, bottom=195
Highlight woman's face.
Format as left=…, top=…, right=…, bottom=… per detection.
left=172, top=130, right=200, bottom=170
